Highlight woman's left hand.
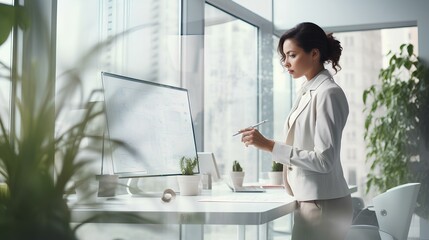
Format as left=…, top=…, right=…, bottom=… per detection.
left=240, top=128, right=275, bottom=152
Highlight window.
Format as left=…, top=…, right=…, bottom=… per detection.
left=56, top=1, right=183, bottom=238
left=56, top=0, right=181, bottom=138
left=348, top=168, right=357, bottom=185
left=334, top=27, right=418, bottom=203
left=56, top=0, right=181, bottom=104
left=56, top=0, right=103, bottom=103
left=0, top=34, right=11, bottom=133
left=204, top=4, right=258, bottom=180
left=232, top=0, right=272, bottom=21
left=116, top=0, right=180, bottom=86
left=0, top=0, right=13, bottom=136
left=272, top=36, right=293, bottom=141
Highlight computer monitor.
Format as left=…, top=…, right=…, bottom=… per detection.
left=101, top=72, right=199, bottom=178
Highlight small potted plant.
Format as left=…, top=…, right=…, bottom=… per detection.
left=230, top=160, right=245, bottom=188
left=176, top=156, right=200, bottom=196
left=268, top=161, right=283, bottom=185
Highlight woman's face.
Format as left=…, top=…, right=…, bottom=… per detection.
left=282, top=38, right=319, bottom=80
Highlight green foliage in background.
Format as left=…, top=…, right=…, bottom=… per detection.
left=232, top=160, right=243, bottom=172
left=0, top=2, right=156, bottom=239
left=0, top=2, right=106, bottom=239
left=0, top=3, right=27, bottom=46
left=0, top=1, right=125, bottom=240
left=363, top=43, right=429, bottom=218
left=179, top=156, right=198, bottom=175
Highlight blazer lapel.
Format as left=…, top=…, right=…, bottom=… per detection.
left=285, top=70, right=332, bottom=144
left=288, top=91, right=311, bottom=128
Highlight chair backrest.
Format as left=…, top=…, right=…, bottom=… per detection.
left=373, top=183, right=420, bottom=240
left=352, top=197, right=365, bottom=220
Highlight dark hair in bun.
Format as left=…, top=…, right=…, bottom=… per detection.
left=278, top=22, right=342, bottom=73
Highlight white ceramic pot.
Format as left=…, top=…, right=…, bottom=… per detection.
left=177, top=175, right=201, bottom=196
left=230, top=171, right=245, bottom=188
left=268, top=171, right=283, bottom=185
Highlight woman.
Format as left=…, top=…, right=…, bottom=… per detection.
left=239, top=22, right=352, bottom=240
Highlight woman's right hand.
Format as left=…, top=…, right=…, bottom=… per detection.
left=240, top=128, right=275, bottom=152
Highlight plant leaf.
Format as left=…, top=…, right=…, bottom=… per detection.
left=0, top=3, right=14, bottom=46
left=407, top=44, right=414, bottom=57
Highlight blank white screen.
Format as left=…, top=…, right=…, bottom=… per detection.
left=102, top=72, right=198, bottom=177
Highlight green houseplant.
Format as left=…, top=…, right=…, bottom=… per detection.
left=230, top=160, right=245, bottom=188
left=271, top=161, right=283, bottom=172
left=179, top=156, right=198, bottom=175
left=232, top=160, right=243, bottom=172
left=177, top=156, right=200, bottom=196
left=0, top=2, right=146, bottom=238
left=363, top=43, right=429, bottom=218
left=0, top=2, right=107, bottom=238
left=268, top=161, right=283, bottom=185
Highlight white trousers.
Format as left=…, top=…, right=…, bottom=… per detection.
left=292, top=195, right=353, bottom=240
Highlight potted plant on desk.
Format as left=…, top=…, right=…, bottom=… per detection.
left=177, top=156, right=200, bottom=196
left=268, top=161, right=283, bottom=185
left=230, top=160, right=245, bottom=188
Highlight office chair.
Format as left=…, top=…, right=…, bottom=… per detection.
left=351, top=197, right=365, bottom=220
left=352, top=196, right=378, bottom=227
left=346, top=182, right=421, bottom=240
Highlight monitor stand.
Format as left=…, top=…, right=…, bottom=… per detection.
left=125, top=178, right=165, bottom=198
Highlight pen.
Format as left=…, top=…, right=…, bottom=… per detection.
left=232, top=120, right=269, bottom=137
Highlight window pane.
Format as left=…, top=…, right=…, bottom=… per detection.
left=232, top=0, right=272, bottom=21
left=56, top=0, right=181, bottom=104
left=269, top=36, right=294, bottom=240
left=0, top=0, right=13, bottom=135
left=334, top=27, right=423, bottom=238
left=119, top=0, right=180, bottom=86
left=272, top=36, right=293, bottom=141
left=56, top=0, right=102, bottom=103
left=333, top=27, right=417, bottom=202
left=204, top=4, right=258, bottom=180
left=56, top=0, right=181, bottom=178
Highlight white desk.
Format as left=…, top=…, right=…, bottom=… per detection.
left=70, top=186, right=296, bottom=240
left=70, top=185, right=357, bottom=240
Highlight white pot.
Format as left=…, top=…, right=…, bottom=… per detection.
left=230, top=171, right=245, bottom=188
left=268, top=171, right=283, bottom=185
left=177, top=175, right=201, bottom=196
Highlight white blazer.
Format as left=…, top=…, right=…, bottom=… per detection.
left=272, top=69, right=350, bottom=201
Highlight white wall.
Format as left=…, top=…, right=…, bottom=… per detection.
left=274, top=0, right=429, bottom=64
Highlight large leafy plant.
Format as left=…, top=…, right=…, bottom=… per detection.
left=363, top=43, right=429, bottom=218
left=0, top=3, right=106, bottom=239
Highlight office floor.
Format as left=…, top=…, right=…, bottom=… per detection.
left=73, top=213, right=427, bottom=240
left=74, top=223, right=180, bottom=240
left=408, top=214, right=429, bottom=240
left=73, top=215, right=293, bottom=240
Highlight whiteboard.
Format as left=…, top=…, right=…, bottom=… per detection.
left=102, top=72, right=198, bottom=178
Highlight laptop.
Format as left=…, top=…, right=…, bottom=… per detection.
left=197, top=152, right=221, bottom=181
left=225, top=180, right=266, bottom=193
